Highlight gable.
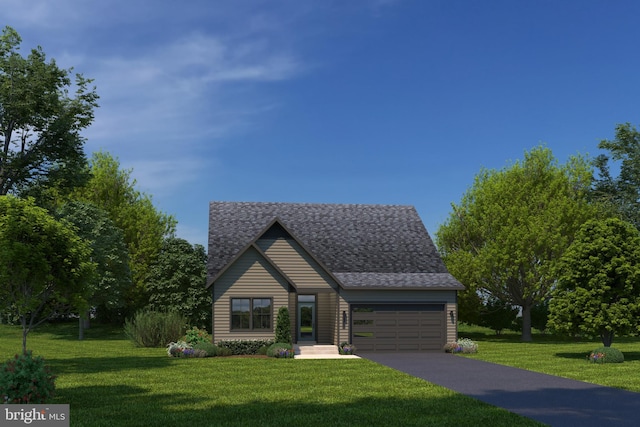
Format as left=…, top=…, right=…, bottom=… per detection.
left=255, top=223, right=339, bottom=291
left=212, top=245, right=291, bottom=300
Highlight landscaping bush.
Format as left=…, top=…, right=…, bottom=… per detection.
left=166, top=341, right=208, bottom=358
left=275, top=306, right=292, bottom=344
left=125, top=310, right=187, bottom=347
left=167, top=341, right=191, bottom=357
left=588, top=347, right=624, bottom=364
left=216, top=346, right=232, bottom=357
left=217, top=339, right=274, bottom=355
left=444, top=338, right=478, bottom=354
left=0, top=351, right=56, bottom=403
left=184, top=326, right=210, bottom=346
left=193, top=341, right=218, bottom=357
left=339, top=342, right=356, bottom=355
left=267, top=342, right=294, bottom=358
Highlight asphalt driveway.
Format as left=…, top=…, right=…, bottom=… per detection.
left=362, top=352, right=640, bottom=427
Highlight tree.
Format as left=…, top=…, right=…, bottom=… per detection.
left=593, top=123, right=640, bottom=229
left=74, top=152, right=176, bottom=317
left=0, top=26, right=98, bottom=196
left=436, top=146, right=596, bottom=341
left=145, top=237, right=210, bottom=328
left=548, top=217, right=640, bottom=347
left=57, top=201, right=131, bottom=327
left=0, top=196, right=95, bottom=353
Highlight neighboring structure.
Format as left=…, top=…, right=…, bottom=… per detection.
left=207, top=202, right=464, bottom=352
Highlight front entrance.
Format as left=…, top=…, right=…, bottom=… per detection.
left=297, top=295, right=316, bottom=341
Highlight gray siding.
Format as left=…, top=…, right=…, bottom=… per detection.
left=212, top=247, right=290, bottom=342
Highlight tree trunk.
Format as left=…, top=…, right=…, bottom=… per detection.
left=21, top=318, right=28, bottom=355
left=521, top=303, right=533, bottom=342
left=79, top=316, right=84, bottom=341
left=601, top=331, right=614, bottom=347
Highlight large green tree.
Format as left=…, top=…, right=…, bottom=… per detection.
left=436, top=146, right=596, bottom=341
left=0, top=196, right=95, bottom=353
left=57, top=201, right=131, bottom=327
left=593, top=123, right=640, bottom=229
left=145, top=237, right=210, bottom=328
left=0, top=26, right=98, bottom=196
left=548, top=217, right=640, bottom=347
left=74, top=152, right=176, bottom=316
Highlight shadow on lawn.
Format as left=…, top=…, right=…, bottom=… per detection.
left=47, top=355, right=172, bottom=374
left=56, top=384, right=543, bottom=427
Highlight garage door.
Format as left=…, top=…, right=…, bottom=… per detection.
left=352, top=304, right=446, bottom=352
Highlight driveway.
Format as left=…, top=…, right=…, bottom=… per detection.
left=361, top=352, right=640, bottom=427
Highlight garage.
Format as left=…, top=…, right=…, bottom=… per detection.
left=351, top=304, right=446, bottom=352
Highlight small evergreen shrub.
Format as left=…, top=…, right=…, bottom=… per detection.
left=193, top=341, right=218, bottom=357
left=275, top=307, right=292, bottom=344
left=216, top=347, right=232, bottom=357
left=217, top=339, right=274, bottom=355
left=0, top=352, right=56, bottom=403
left=125, top=310, right=187, bottom=347
left=184, top=326, right=210, bottom=346
left=588, top=347, right=624, bottom=364
left=267, top=342, right=294, bottom=358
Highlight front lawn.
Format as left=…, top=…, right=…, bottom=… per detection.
left=0, top=324, right=541, bottom=427
left=458, top=324, right=640, bottom=392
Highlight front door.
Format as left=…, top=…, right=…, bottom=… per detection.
left=298, top=295, right=316, bottom=341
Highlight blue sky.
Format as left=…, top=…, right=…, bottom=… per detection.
left=4, top=0, right=640, bottom=247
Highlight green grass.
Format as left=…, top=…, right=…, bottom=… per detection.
left=458, top=324, right=640, bottom=392
left=0, top=323, right=541, bottom=427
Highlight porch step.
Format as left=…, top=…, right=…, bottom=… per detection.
left=293, top=344, right=360, bottom=359
left=295, top=345, right=339, bottom=355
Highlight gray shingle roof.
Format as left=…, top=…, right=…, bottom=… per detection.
left=334, top=273, right=465, bottom=290
left=208, top=201, right=463, bottom=290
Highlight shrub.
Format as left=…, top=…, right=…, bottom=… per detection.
left=193, top=341, right=218, bottom=357
left=216, top=347, right=232, bottom=357
left=167, top=341, right=191, bottom=357
left=0, top=352, right=56, bottom=403
left=267, top=342, right=294, bottom=358
left=275, top=306, right=292, bottom=344
left=217, top=339, right=274, bottom=355
left=339, top=342, right=356, bottom=355
left=124, top=310, right=187, bottom=347
left=444, top=338, right=478, bottom=354
left=588, top=347, right=624, bottom=364
left=184, top=326, right=210, bottom=346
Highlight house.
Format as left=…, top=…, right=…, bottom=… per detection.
left=206, top=201, right=464, bottom=352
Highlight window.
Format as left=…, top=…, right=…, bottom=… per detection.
left=231, top=298, right=272, bottom=330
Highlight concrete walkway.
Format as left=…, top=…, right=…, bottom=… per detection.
left=362, top=352, right=640, bottom=427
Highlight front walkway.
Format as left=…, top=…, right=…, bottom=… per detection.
left=362, top=352, right=640, bottom=427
